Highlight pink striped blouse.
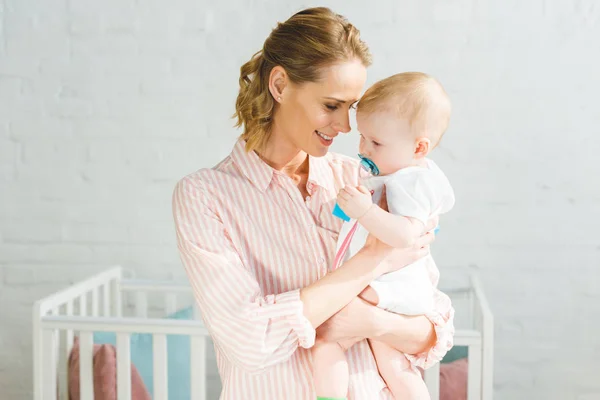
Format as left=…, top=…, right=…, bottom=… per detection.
left=173, top=139, right=455, bottom=399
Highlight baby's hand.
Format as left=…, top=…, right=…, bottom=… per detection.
left=337, top=185, right=373, bottom=220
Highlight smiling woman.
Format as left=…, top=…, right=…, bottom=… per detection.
left=267, top=59, right=366, bottom=156
left=233, top=8, right=370, bottom=156
left=173, top=6, right=454, bottom=400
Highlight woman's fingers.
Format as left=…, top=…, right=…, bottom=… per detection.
left=425, top=215, right=439, bottom=232
left=416, top=244, right=430, bottom=259
left=416, top=231, right=435, bottom=248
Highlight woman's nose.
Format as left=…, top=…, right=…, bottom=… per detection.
left=333, top=112, right=351, bottom=133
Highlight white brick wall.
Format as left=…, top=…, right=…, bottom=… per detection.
left=1, top=0, right=599, bottom=399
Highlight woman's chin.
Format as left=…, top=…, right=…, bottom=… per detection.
left=309, top=143, right=330, bottom=158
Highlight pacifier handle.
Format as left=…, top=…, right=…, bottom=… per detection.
left=358, top=154, right=380, bottom=176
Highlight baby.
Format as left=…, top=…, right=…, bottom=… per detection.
left=313, top=72, right=455, bottom=400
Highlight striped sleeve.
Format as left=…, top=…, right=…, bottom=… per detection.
left=172, top=176, right=316, bottom=373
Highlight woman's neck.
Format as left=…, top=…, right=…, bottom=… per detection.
left=256, top=134, right=309, bottom=179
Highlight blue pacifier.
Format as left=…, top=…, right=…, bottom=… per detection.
left=358, top=154, right=380, bottom=176
left=332, top=154, right=380, bottom=221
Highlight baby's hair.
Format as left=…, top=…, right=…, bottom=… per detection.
left=357, top=72, right=451, bottom=146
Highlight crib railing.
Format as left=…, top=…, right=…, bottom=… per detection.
left=34, top=267, right=493, bottom=400
left=424, top=275, right=494, bottom=400
left=33, top=266, right=210, bottom=400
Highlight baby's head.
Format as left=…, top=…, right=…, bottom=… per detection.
left=356, top=72, right=451, bottom=175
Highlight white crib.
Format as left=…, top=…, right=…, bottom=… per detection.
left=424, top=274, right=494, bottom=400
left=33, top=266, right=211, bottom=400
left=33, top=266, right=493, bottom=400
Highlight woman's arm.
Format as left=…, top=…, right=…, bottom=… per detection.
left=367, top=304, right=437, bottom=354
left=174, top=177, right=313, bottom=373
left=316, top=294, right=434, bottom=351
left=300, top=202, right=437, bottom=328
left=317, top=287, right=455, bottom=368
left=299, top=245, right=392, bottom=329
left=173, top=176, right=396, bottom=373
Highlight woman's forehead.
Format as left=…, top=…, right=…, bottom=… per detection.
left=310, top=60, right=367, bottom=100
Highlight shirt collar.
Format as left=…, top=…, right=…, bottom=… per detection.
left=230, top=139, right=274, bottom=192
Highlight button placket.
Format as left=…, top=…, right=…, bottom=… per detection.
left=279, top=175, right=321, bottom=237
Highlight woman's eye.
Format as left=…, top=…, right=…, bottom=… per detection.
left=325, top=104, right=338, bottom=111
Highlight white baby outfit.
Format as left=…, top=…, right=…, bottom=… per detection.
left=336, top=158, right=455, bottom=315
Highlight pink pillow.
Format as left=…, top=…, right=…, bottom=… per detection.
left=439, top=358, right=468, bottom=400
left=68, top=337, right=151, bottom=400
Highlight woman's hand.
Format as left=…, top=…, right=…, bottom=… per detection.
left=316, top=297, right=375, bottom=349
left=367, top=233, right=434, bottom=275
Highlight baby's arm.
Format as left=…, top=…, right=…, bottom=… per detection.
left=360, top=204, right=424, bottom=248
left=337, top=185, right=424, bottom=248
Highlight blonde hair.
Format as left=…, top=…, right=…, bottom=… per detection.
left=234, top=7, right=372, bottom=152
left=357, top=72, right=452, bottom=146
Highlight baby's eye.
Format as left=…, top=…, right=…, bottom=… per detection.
left=372, top=141, right=381, bottom=146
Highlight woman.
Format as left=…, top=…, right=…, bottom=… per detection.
left=173, top=7, right=454, bottom=399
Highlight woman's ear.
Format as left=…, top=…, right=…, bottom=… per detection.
left=268, top=66, right=287, bottom=103
left=414, top=138, right=431, bottom=158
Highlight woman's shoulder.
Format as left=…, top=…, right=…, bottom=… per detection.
left=173, top=156, right=236, bottom=200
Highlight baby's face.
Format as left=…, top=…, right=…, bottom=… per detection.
left=356, top=111, right=418, bottom=176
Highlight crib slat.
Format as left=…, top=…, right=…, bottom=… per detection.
left=112, top=279, right=122, bottom=317
left=165, top=293, right=177, bottom=315
left=65, top=301, right=74, bottom=354
left=79, top=331, right=94, bottom=400
left=424, top=362, right=441, bottom=400
left=103, top=283, right=110, bottom=316
left=135, top=291, right=148, bottom=318
left=468, top=343, right=482, bottom=400
left=482, top=327, right=494, bottom=400
left=47, top=308, right=62, bottom=399
left=79, top=294, right=87, bottom=317
left=117, top=333, right=132, bottom=400
left=92, top=287, right=99, bottom=317
left=62, top=301, right=75, bottom=400
left=42, top=329, right=58, bottom=399
left=153, top=334, right=168, bottom=400
left=190, top=335, right=206, bottom=400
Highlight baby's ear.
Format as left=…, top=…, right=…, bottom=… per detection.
left=414, top=138, right=431, bottom=158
